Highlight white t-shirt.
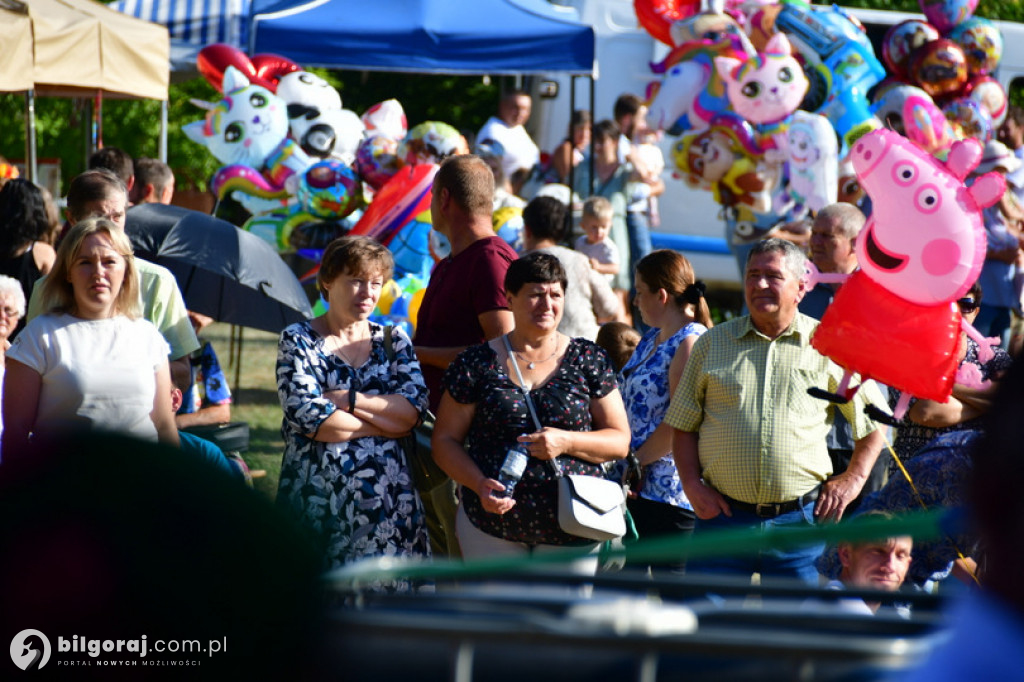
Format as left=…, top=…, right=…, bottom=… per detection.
left=477, top=116, right=540, bottom=179
left=8, top=313, right=170, bottom=442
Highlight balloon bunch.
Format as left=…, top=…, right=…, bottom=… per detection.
left=875, top=3, right=1006, bottom=149
left=637, top=1, right=875, bottom=262
left=187, top=45, right=466, bottom=287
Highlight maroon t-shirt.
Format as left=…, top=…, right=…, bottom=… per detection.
left=414, top=236, right=518, bottom=411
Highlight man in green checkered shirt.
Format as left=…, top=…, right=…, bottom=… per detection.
left=666, top=238, right=888, bottom=583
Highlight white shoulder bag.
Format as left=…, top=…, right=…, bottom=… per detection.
left=503, top=335, right=626, bottom=542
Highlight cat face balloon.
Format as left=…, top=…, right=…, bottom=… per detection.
left=714, top=32, right=808, bottom=126
left=184, top=66, right=290, bottom=169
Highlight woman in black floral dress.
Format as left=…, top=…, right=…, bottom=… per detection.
left=433, top=253, right=630, bottom=570
left=276, top=236, right=430, bottom=573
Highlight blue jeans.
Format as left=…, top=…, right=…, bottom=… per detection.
left=626, top=210, right=652, bottom=274
left=687, top=500, right=823, bottom=585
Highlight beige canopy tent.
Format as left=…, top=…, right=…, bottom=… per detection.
left=0, top=0, right=170, bottom=179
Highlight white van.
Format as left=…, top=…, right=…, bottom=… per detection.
left=529, top=1, right=1024, bottom=292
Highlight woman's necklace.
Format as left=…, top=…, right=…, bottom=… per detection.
left=507, top=333, right=559, bottom=370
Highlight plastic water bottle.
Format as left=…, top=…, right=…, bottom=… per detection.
left=497, top=445, right=530, bottom=498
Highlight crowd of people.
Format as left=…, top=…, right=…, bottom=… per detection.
left=0, top=92, right=1019, bottom=626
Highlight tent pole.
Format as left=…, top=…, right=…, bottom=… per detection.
left=588, top=75, right=595, bottom=196
left=568, top=74, right=576, bottom=229
left=159, top=100, right=168, bottom=162
left=24, top=90, right=37, bottom=183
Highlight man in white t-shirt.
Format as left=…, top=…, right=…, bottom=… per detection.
left=476, top=90, right=540, bottom=188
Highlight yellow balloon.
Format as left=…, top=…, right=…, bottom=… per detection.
left=407, top=287, right=426, bottom=331
left=377, top=279, right=402, bottom=316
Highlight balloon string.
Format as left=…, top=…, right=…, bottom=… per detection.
left=884, top=435, right=980, bottom=587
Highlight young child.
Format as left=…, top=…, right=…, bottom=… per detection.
left=595, top=321, right=642, bottom=373
left=575, top=196, right=620, bottom=286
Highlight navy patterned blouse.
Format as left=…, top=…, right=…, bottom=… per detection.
left=443, top=338, right=618, bottom=546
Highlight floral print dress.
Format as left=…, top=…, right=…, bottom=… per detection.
left=620, top=323, right=706, bottom=511
left=276, top=321, right=430, bottom=571
left=442, top=338, right=618, bottom=546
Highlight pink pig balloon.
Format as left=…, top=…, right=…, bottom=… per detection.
left=851, top=128, right=1003, bottom=305
left=808, top=128, right=1004, bottom=413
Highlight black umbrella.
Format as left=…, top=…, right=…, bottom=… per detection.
left=126, top=203, right=312, bottom=334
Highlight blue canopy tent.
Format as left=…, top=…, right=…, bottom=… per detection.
left=110, top=0, right=251, bottom=71
left=248, top=0, right=595, bottom=75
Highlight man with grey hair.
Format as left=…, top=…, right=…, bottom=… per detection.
left=800, top=203, right=864, bottom=318
left=799, top=203, right=888, bottom=511
left=665, top=238, right=888, bottom=583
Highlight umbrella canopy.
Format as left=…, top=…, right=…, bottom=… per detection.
left=126, top=203, right=312, bottom=334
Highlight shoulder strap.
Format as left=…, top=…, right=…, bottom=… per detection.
left=502, top=334, right=562, bottom=477
left=383, top=324, right=395, bottom=362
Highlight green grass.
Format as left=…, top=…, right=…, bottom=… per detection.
left=202, top=323, right=284, bottom=501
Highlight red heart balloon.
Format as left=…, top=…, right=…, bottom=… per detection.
left=251, top=54, right=301, bottom=91
left=197, top=44, right=257, bottom=93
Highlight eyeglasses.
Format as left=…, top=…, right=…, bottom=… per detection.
left=957, top=298, right=979, bottom=313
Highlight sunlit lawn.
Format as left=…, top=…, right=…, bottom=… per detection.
left=203, top=323, right=284, bottom=501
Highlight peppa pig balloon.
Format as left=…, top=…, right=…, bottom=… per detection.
left=809, top=128, right=1004, bottom=416
left=882, top=20, right=940, bottom=81
left=909, top=39, right=969, bottom=99
left=919, top=0, right=978, bottom=35
left=949, top=17, right=1003, bottom=76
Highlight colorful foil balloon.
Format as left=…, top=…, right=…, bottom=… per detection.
left=909, top=39, right=969, bottom=99
left=362, top=99, right=408, bottom=140
left=901, top=91, right=956, bottom=154
left=809, top=129, right=1003, bottom=418
left=949, top=17, right=1003, bottom=77
left=671, top=112, right=777, bottom=214
left=942, top=97, right=993, bottom=143
left=355, top=134, right=405, bottom=191
left=297, top=160, right=362, bottom=220
left=919, top=0, right=979, bottom=36
left=964, top=75, right=1008, bottom=127
left=399, top=122, right=464, bottom=166
left=634, top=0, right=701, bottom=46
left=882, top=20, right=941, bottom=81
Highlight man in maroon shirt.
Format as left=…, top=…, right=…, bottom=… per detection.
left=414, top=154, right=516, bottom=556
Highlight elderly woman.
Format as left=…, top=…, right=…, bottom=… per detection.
left=276, top=235, right=430, bottom=572
left=433, top=252, right=630, bottom=571
left=2, top=218, right=178, bottom=454
left=0, top=275, right=24, bottom=450
left=620, top=250, right=712, bottom=574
